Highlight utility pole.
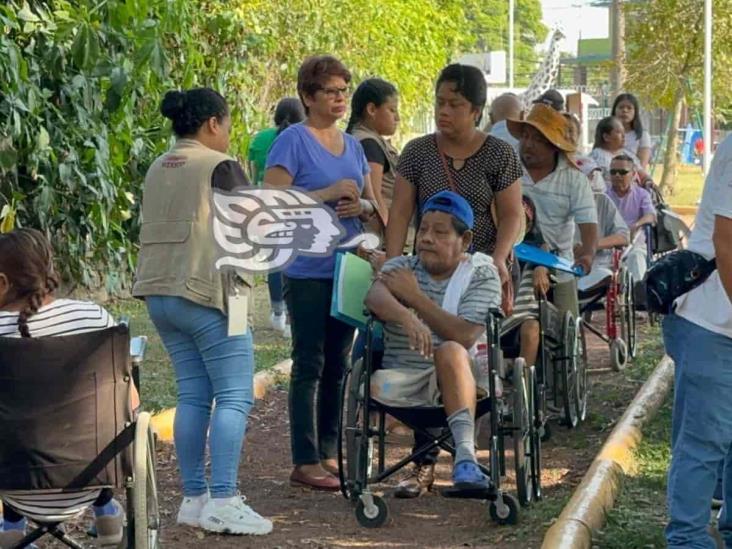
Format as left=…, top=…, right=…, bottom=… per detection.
left=610, top=0, right=626, bottom=95
left=509, top=0, right=515, bottom=89
left=703, top=0, right=713, bottom=175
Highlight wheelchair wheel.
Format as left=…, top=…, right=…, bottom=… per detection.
left=489, top=492, right=520, bottom=525
left=512, top=359, right=531, bottom=507
left=355, top=494, right=389, bottom=528
left=575, top=320, right=589, bottom=423
left=337, top=360, right=373, bottom=501
left=132, top=412, right=160, bottom=549
left=610, top=338, right=628, bottom=372
left=622, top=270, right=637, bottom=358
left=528, top=365, right=542, bottom=502
left=559, top=312, right=580, bottom=429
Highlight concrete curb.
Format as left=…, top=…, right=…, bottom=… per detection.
left=541, top=355, right=675, bottom=549
left=150, top=358, right=293, bottom=443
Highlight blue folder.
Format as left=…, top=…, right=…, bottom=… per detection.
left=514, top=243, right=584, bottom=277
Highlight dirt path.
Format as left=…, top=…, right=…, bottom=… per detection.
left=151, top=326, right=639, bottom=549
left=32, top=320, right=657, bottom=548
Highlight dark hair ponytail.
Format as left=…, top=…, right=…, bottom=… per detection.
left=160, top=88, right=229, bottom=138
left=0, top=228, right=59, bottom=338
left=346, top=78, right=398, bottom=134
left=273, top=97, right=305, bottom=135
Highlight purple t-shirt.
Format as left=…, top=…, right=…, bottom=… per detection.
left=266, top=123, right=370, bottom=279
left=606, top=184, right=656, bottom=227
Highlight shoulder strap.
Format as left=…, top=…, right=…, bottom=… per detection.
left=434, top=134, right=458, bottom=193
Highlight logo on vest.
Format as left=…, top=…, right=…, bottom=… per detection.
left=212, top=188, right=380, bottom=274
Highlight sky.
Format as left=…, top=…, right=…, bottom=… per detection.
left=540, top=0, right=609, bottom=55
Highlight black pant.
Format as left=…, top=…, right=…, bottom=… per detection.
left=284, top=276, right=355, bottom=465
left=3, top=488, right=114, bottom=522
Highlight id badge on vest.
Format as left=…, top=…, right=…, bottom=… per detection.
left=227, top=291, right=249, bottom=337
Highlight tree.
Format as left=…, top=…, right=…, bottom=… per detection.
left=3, top=0, right=544, bottom=290
left=624, top=0, right=732, bottom=193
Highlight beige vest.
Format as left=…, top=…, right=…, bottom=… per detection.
left=351, top=123, right=399, bottom=205
left=132, top=139, right=252, bottom=315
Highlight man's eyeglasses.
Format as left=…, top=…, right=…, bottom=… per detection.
left=609, top=168, right=631, bottom=176
left=319, top=86, right=349, bottom=99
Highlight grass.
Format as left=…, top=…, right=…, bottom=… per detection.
left=108, top=281, right=291, bottom=412
left=650, top=163, right=705, bottom=207
left=594, top=324, right=671, bottom=548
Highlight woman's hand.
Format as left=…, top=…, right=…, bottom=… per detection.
left=533, top=266, right=551, bottom=298
left=399, top=310, right=433, bottom=359
left=335, top=196, right=364, bottom=218
left=325, top=179, right=360, bottom=203
left=495, top=258, right=514, bottom=317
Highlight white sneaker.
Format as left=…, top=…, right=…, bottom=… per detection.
left=199, top=495, right=273, bottom=535
left=270, top=312, right=287, bottom=332
left=177, top=492, right=210, bottom=527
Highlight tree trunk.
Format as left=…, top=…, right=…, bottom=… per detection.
left=659, top=86, right=685, bottom=196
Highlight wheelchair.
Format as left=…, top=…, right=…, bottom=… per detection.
left=500, top=293, right=588, bottom=439
left=337, top=310, right=542, bottom=528
left=578, top=239, right=640, bottom=372
left=0, top=325, right=160, bottom=549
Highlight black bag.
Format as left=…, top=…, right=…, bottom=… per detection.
left=643, top=250, right=717, bottom=314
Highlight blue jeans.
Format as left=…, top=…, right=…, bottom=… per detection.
left=146, top=296, right=254, bottom=498
left=663, top=313, right=732, bottom=548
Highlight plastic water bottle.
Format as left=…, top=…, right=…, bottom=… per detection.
left=474, top=335, right=502, bottom=398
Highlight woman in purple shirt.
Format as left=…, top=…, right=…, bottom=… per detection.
left=265, top=55, right=378, bottom=491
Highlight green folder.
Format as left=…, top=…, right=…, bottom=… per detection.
left=330, top=252, right=374, bottom=330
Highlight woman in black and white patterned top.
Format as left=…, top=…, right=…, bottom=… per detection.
left=0, top=229, right=125, bottom=547
left=385, top=64, right=524, bottom=303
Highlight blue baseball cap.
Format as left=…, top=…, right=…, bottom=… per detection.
left=421, top=191, right=474, bottom=230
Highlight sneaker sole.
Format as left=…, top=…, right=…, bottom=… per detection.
left=199, top=518, right=272, bottom=536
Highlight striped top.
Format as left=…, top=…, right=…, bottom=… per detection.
left=0, top=298, right=115, bottom=522
left=380, top=255, right=501, bottom=370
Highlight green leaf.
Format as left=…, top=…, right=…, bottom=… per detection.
left=17, top=2, right=40, bottom=22
left=71, top=24, right=100, bottom=71
left=37, top=127, right=50, bottom=149
left=0, top=137, right=17, bottom=171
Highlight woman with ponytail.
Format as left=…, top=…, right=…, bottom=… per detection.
left=0, top=228, right=126, bottom=547
left=346, top=78, right=400, bottom=229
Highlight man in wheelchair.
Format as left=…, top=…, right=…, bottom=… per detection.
left=606, top=154, right=656, bottom=287
left=364, top=191, right=502, bottom=497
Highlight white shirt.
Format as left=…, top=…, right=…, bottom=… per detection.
left=624, top=129, right=651, bottom=157
left=522, top=156, right=598, bottom=281
left=489, top=120, right=520, bottom=153
left=675, top=134, right=732, bottom=338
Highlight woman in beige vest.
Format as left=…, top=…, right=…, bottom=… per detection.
left=132, top=88, right=272, bottom=536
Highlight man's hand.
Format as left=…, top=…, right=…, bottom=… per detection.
left=399, top=310, right=433, bottom=359
left=574, top=253, right=593, bottom=276
left=380, top=268, right=421, bottom=307
left=533, top=266, right=551, bottom=298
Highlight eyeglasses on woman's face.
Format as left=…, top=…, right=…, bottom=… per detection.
left=318, top=86, right=350, bottom=100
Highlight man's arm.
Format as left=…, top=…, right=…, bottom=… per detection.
left=713, top=214, right=732, bottom=303
left=631, top=213, right=657, bottom=233
left=408, top=293, right=484, bottom=350
left=598, top=233, right=629, bottom=250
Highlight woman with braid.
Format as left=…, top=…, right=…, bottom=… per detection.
left=0, top=228, right=125, bottom=548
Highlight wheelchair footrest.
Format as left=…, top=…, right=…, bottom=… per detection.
left=440, top=483, right=496, bottom=500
